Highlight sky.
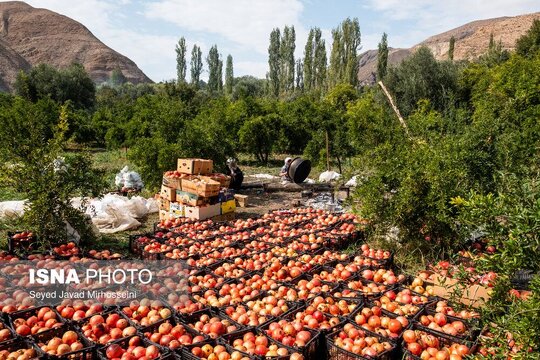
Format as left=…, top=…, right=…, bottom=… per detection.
left=8, top=0, right=540, bottom=82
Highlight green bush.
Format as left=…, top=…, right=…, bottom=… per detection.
left=0, top=99, right=104, bottom=245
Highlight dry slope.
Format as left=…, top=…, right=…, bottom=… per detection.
left=0, top=1, right=151, bottom=91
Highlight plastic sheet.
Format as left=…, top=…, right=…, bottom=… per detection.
left=318, top=170, right=341, bottom=182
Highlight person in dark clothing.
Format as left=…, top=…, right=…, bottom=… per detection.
left=227, top=158, right=244, bottom=191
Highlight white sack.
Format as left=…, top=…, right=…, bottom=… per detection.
left=318, top=171, right=341, bottom=183
left=0, top=200, right=27, bottom=219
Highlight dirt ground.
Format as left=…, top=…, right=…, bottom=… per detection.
left=234, top=189, right=305, bottom=218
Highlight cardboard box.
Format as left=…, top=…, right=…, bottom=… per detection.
left=160, top=185, right=176, bottom=202
left=159, top=198, right=171, bottom=211
left=176, top=190, right=209, bottom=206
left=208, top=173, right=231, bottom=188
left=170, top=203, right=185, bottom=218
left=212, top=213, right=235, bottom=222
left=234, top=194, right=248, bottom=208
left=177, top=158, right=213, bottom=175
left=430, top=273, right=491, bottom=308
left=159, top=210, right=170, bottom=221
left=221, top=199, right=236, bottom=214
left=182, top=176, right=220, bottom=197
left=162, top=175, right=183, bottom=189
left=184, top=203, right=221, bottom=220
left=218, top=189, right=235, bottom=203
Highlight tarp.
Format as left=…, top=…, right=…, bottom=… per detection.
left=0, top=200, right=26, bottom=219
left=319, top=171, right=341, bottom=183
left=0, top=194, right=159, bottom=234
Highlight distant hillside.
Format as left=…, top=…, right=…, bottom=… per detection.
left=0, top=1, right=152, bottom=91
left=358, top=12, right=540, bottom=85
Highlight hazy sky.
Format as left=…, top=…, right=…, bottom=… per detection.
left=9, top=0, right=540, bottom=82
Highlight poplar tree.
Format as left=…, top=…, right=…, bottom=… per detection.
left=268, top=28, right=281, bottom=97
left=448, top=36, right=455, bottom=61
left=295, top=59, right=304, bottom=91
left=175, top=37, right=187, bottom=83
left=190, top=44, right=203, bottom=87
left=313, top=29, right=327, bottom=91
left=225, top=54, right=234, bottom=95
left=377, top=33, right=388, bottom=80
left=280, top=26, right=296, bottom=94
left=329, top=18, right=361, bottom=87
left=303, top=29, right=314, bottom=91
left=207, top=45, right=221, bottom=92
left=329, top=28, right=344, bottom=88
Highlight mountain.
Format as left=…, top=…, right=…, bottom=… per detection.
left=358, top=12, right=540, bottom=85
left=0, top=36, right=29, bottom=92
left=0, top=1, right=151, bottom=91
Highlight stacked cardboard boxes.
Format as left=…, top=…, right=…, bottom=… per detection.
left=158, top=159, right=236, bottom=221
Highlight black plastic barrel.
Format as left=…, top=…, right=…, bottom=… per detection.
left=288, top=157, right=311, bottom=183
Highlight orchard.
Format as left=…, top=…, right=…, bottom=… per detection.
left=0, top=207, right=520, bottom=359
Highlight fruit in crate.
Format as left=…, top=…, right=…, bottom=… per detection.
left=104, top=336, right=161, bottom=359
left=360, top=244, right=392, bottom=260
left=223, top=304, right=272, bottom=326
left=213, top=262, right=247, bottom=278
left=188, top=273, right=227, bottom=291
left=143, top=242, right=172, bottom=254
left=190, top=344, right=250, bottom=360
left=56, top=300, right=104, bottom=321
left=433, top=301, right=480, bottom=319
left=353, top=306, right=408, bottom=339
left=0, top=290, right=37, bottom=313
left=81, top=313, right=137, bottom=344
left=294, top=278, right=336, bottom=298
left=266, top=320, right=313, bottom=347
left=11, top=231, right=34, bottom=240
left=230, top=332, right=302, bottom=358
left=418, top=312, right=469, bottom=337
left=143, top=321, right=205, bottom=349
left=187, top=313, right=237, bottom=338
left=373, top=295, right=422, bottom=317
left=403, top=329, right=471, bottom=359
left=165, top=293, right=205, bottom=314
left=38, top=330, right=86, bottom=356
left=238, top=274, right=281, bottom=292
left=87, top=249, right=122, bottom=259
left=361, top=269, right=406, bottom=285
left=53, top=242, right=80, bottom=256
left=0, top=322, right=12, bottom=342
left=292, top=308, right=341, bottom=330
left=409, top=275, right=435, bottom=296
left=344, top=280, right=389, bottom=295
left=12, top=307, right=62, bottom=335
left=382, top=288, right=430, bottom=305
left=332, top=323, right=393, bottom=357
left=311, top=296, right=359, bottom=316
left=0, top=348, right=37, bottom=359
left=121, top=299, right=172, bottom=327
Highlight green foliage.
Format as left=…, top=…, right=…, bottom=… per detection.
left=377, top=33, right=388, bottom=80
left=0, top=99, right=104, bottom=245
left=280, top=26, right=296, bottom=95
left=303, top=27, right=326, bottom=92
left=232, top=76, right=265, bottom=100
left=15, top=63, right=96, bottom=109
left=239, top=114, right=281, bottom=164
left=268, top=28, right=281, bottom=97
left=516, top=19, right=540, bottom=58
left=328, top=18, right=361, bottom=88
left=207, top=45, right=223, bottom=93
left=176, top=37, right=187, bottom=83
left=190, top=45, right=203, bottom=87
left=225, top=55, right=234, bottom=95
left=385, top=47, right=460, bottom=117
left=109, top=68, right=127, bottom=87
left=448, top=36, right=455, bottom=61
